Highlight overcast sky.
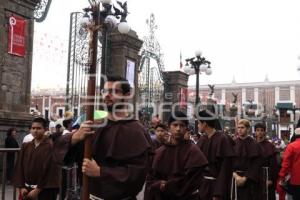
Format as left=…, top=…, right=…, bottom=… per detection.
left=32, top=0, right=300, bottom=89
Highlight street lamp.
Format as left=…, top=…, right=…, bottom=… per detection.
left=295, top=56, right=300, bottom=129
left=80, top=0, right=130, bottom=87
left=79, top=1, right=130, bottom=199
left=297, top=55, right=300, bottom=77
left=183, top=50, right=212, bottom=134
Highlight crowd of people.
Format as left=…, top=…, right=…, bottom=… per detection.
left=3, top=75, right=300, bottom=200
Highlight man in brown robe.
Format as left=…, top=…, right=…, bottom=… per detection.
left=196, top=110, right=235, bottom=200
left=13, top=117, right=60, bottom=200
left=255, top=122, right=278, bottom=200
left=152, top=123, right=168, bottom=150
left=232, top=119, right=262, bottom=200
left=56, top=76, right=152, bottom=200
left=144, top=111, right=208, bottom=200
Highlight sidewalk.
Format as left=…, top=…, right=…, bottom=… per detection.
left=0, top=184, right=15, bottom=200
left=1, top=185, right=288, bottom=200
left=0, top=185, right=144, bottom=200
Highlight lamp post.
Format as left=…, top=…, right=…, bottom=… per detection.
left=295, top=57, right=300, bottom=129
left=80, top=1, right=130, bottom=199
left=291, top=106, right=300, bottom=129
left=183, top=50, right=212, bottom=135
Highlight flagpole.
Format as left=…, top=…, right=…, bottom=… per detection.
left=180, top=51, right=183, bottom=70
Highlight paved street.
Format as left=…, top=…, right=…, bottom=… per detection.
left=0, top=185, right=144, bottom=200
left=0, top=185, right=15, bottom=200
left=0, top=185, right=287, bottom=200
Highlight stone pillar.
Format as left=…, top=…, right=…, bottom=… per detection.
left=48, top=96, right=52, bottom=118
left=275, top=87, right=280, bottom=104
left=42, top=96, right=45, bottom=116
left=221, top=89, right=226, bottom=104
left=162, top=71, right=189, bottom=122
left=254, top=88, right=259, bottom=103
left=107, top=30, right=143, bottom=116
left=0, top=0, right=38, bottom=144
left=242, top=88, right=246, bottom=104
left=290, top=86, right=295, bottom=103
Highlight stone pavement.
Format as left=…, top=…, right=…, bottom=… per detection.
left=0, top=185, right=144, bottom=200
left=0, top=185, right=15, bottom=200
left=2, top=185, right=285, bottom=200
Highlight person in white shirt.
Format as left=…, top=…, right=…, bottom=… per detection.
left=22, top=126, right=34, bottom=143
left=22, top=133, right=34, bottom=143
left=62, top=118, right=73, bottom=135
left=49, top=121, right=56, bottom=134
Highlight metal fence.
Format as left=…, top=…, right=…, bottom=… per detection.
left=0, top=148, right=20, bottom=200
left=0, top=148, right=81, bottom=200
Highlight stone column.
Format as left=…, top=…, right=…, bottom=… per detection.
left=290, top=86, right=295, bottom=103
left=107, top=30, right=143, bottom=116
left=42, top=96, right=45, bottom=116
left=162, top=71, right=189, bottom=122
left=221, top=89, right=226, bottom=104
left=0, top=0, right=39, bottom=143
left=254, top=88, right=259, bottom=103
left=242, top=88, right=246, bottom=104
left=275, top=87, right=280, bottom=104
left=48, top=96, right=52, bottom=118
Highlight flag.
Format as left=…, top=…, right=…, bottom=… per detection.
left=180, top=51, right=183, bottom=69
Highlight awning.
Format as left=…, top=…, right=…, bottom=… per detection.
left=276, top=102, right=294, bottom=110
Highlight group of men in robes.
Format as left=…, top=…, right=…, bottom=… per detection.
left=144, top=111, right=208, bottom=200
left=146, top=111, right=279, bottom=200
left=231, top=120, right=278, bottom=200
left=13, top=76, right=152, bottom=200
left=12, top=75, right=280, bottom=200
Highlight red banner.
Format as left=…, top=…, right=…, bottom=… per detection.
left=8, top=16, right=26, bottom=57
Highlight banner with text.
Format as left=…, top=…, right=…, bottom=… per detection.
left=8, top=16, right=26, bottom=57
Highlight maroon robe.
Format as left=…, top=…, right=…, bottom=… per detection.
left=197, top=131, right=235, bottom=200
left=257, top=140, right=279, bottom=200
left=232, top=136, right=262, bottom=200
left=152, top=138, right=163, bottom=150
left=56, top=119, right=151, bottom=199
left=144, top=140, right=208, bottom=200
left=13, top=137, right=60, bottom=200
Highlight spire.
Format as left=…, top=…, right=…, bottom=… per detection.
left=232, top=75, right=236, bottom=84
left=264, top=74, right=269, bottom=82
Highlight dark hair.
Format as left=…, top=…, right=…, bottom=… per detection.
left=198, top=110, right=216, bottom=128
left=7, top=128, right=17, bottom=137
left=63, top=119, right=73, bottom=129
left=31, top=117, right=48, bottom=128
left=55, top=124, right=62, bottom=129
left=155, top=123, right=167, bottom=130
left=168, top=111, right=189, bottom=126
left=254, top=122, right=266, bottom=131
left=106, top=75, right=130, bottom=94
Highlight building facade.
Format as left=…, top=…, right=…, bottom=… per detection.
left=187, top=79, right=300, bottom=139
left=31, top=79, right=300, bottom=139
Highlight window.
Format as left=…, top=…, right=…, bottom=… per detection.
left=56, top=107, right=65, bottom=118
left=44, top=109, right=49, bottom=119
